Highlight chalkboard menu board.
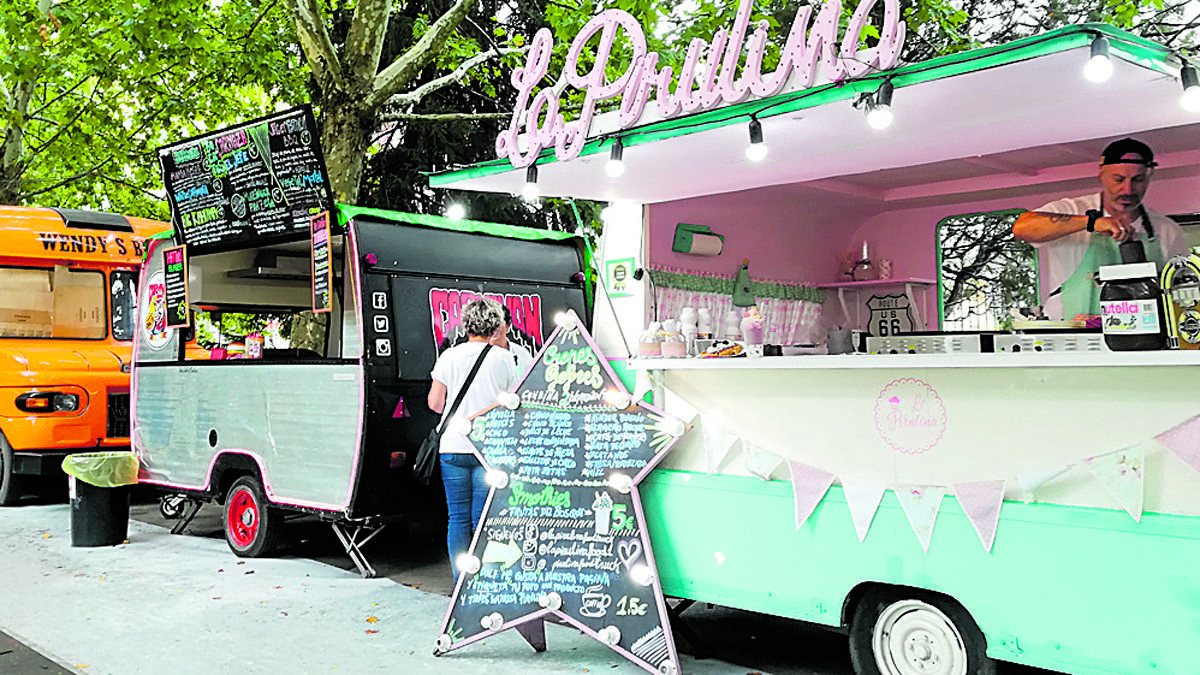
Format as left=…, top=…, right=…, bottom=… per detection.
left=310, top=211, right=332, bottom=313
left=162, top=245, right=189, bottom=329
left=436, top=312, right=686, bottom=675
left=157, top=105, right=334, bottom=255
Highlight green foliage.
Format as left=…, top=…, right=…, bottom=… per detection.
left=0, top=0, right=306, bottom=217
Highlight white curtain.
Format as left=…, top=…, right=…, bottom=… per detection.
left=655, top=287, right=823, bottom=345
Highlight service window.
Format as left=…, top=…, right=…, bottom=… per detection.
left=189, top=308, right=329, bottom=359
left=0, top=266, right=106, bottom=339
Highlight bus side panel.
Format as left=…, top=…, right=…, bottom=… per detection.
left=135, top=363, right=362, bottom=510
left=641, top=469, right=1200, bottom=675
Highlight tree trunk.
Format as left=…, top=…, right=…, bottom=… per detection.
left=320, top=97, right=374, bottom=205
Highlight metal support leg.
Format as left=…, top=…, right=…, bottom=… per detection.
left=169, top=499, right=203, bottom=535
left=331, top=522, right=386, bottom=578
left=665, top=597, right=709, bottom=660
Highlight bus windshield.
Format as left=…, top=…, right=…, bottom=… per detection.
left=0, top=266, right=106, bottom=339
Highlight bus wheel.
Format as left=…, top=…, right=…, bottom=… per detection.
left=849, top=590, right=995, bottom=675
left=223, top=476, right=282, bottom=557
left=0, top=435, right=22, bottom=506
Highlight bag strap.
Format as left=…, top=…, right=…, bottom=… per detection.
left=437, top=344, right=494, bottom=433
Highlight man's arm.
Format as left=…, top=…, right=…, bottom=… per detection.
left=428, top=380, right=447, bottom=413
left=1013, top=211, right=1132, bottom=243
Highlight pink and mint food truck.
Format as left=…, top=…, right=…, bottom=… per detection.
left=431, top=7, right=1200, bottom=674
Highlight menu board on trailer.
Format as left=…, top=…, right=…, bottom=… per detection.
left=162, top=245, right=189, bottom=329
left=435, top=311, right=688, bottom=675
left=157, top=105, right=334, bottom=255
left=310, top=211, right=332, bottom=313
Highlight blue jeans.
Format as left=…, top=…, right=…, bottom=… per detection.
left=440, top=453, right=488, bottom=579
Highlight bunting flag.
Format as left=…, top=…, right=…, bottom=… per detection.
left=1084, top=445, right=1145, bottom=522
left=632, top=367, right=654, bottom=403
left=700, top=414, right=738, bottom=473
left=951, top=481, right=1006, bottom=553
left=895, top=486, right=946, bottom=553
left=842, top=480, right=887, bottom=542
left=742, top=442, right=783, bottom=480
left=392, top=397, right=410, bottom=419
left=1154, top=414, right=1200, bottom=475
left=787, top=462, right=836, bottom=530
left=1015, top=466, right=1070, bottom=502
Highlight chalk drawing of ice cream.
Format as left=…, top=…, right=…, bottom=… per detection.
left=592, top=490, right=614, bottom=536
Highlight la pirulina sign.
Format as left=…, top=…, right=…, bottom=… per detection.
left=497, top=0, right=906, bottom=168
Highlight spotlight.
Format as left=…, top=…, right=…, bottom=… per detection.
left=605, top=139, right=626, bottom=178
left=745, top=118, right=768, bottom=162
left=1083, top=35, right=1113, bottom=83
left=866, top=80, right=894, bottom=130
left=445, top=203, right=466, bottom=220
left=1181, top=64, right=1200, bottom=112
left=521, top=164, right=539, bottom=201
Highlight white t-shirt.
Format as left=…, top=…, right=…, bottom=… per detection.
left=1031, top=194, right=1187, bottom=319
left=430, top=342, right=518, bottom=454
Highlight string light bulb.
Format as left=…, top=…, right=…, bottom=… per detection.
left=521, top=164, right=540, bottom=201
left=866, top=80, right=894, bottom=130
left=745, top=118, right=768, bottom=162
left=445, top=203, right=466, bottom=220
left=1083, top=35, right=1113, bottom=83
left=605, top=139, right=626, bottom=178
left=1181, top=63, right=1200, bottom=112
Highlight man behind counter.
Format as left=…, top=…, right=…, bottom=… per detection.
left=1013, top=137, right=1189, bottom=320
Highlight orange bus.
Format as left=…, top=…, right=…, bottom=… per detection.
left=0, top=206, right=169, bottom=505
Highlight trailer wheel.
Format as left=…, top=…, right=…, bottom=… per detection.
left=223, top=475, right=282, bottom=557
left=0, top=435, right=22, bottom=506
left=849, top=590, right=995, bottom=675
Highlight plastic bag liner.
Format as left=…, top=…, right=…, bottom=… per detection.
left=61, top=452, right=139, bottom=488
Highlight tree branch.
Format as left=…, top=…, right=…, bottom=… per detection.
left=368, top=0, right=481, bottom=107
left=283, top=0, right=345, bottom=91
left=18, top=160, right=109, bottom=201
left=378, top=111, right=511, bottom=122
left=383, top=47, right=516, bottom=109
left=345, top=0, right=391, bottom=87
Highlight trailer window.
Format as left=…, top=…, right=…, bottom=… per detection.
left=0, top=267, right=106, bottom=339
left=191, top=309, right=328, bottom=359
left=111, top=271, right=138, bottom=341
left=937, top=209, right=1039, bottom=331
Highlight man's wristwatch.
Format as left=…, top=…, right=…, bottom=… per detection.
left=1085, top=209, right=1102, bottom=233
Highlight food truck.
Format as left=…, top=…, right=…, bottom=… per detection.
left=429, top=10, right=1200, bottom=675
left=132, top=204, right=590, bottom=573
left=0, top=206, right=167, bottom=505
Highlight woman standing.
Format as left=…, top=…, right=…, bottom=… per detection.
left=427, top=299, right=518, bottom=578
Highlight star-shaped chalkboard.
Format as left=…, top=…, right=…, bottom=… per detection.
left=434, top=311, right=687, bottom=674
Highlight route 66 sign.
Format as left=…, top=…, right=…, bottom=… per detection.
left=867, top=294, right=914, bottom=337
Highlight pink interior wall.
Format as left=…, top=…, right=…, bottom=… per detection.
left=647, top=173, right=1200, bottom=330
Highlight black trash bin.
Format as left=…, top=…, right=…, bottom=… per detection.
left=62, top=452, right=139, bottom=547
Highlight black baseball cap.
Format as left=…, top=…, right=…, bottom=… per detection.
left=1100, top=137, right=1157, bottom=167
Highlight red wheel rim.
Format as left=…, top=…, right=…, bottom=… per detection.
left=227, top=488, right=259, bottom=548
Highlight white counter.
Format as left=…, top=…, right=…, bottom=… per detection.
left=629, top=350, right=1200, bottom=371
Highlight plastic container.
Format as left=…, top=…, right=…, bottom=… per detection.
left=1099, top=262, right=1166, bottom=351
left=62, top=452, right=139, bottom=547
left=659, top=320, right=688, bottom=357
left=638, top=322, right=663, bottom=357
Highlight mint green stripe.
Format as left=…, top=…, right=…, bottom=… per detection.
left=429, top=24, right=1176, bottom=188
left=334, top=204, right=581, bottom=243
left=641, top=468, right=1200, bottom=675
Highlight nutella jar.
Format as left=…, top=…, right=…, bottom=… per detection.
left=1099, top=261, right=1166, bottom=350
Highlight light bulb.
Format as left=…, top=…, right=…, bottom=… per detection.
left=866, top=105, right=894, bottom=130
left=521, top=164, right=539, bottom=201
left=1083, top=36, right=1112, bottom=83
left=456, top=553, right=482, bottom=575
left=484, top=469, right=509, bottom=489
left=445, top=203, right=466, bottom=220
left=605, top=158, right=626, bottom=177
left=1181, top=65, right=1200, bottom=112
left=745, top=143, right=768, bottom=162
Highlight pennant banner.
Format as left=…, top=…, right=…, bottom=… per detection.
left=952, top=481, right=1006, bottom=553
left=700, top=414, right=738, bottom=474
left=1084, top=446, right=1145, bottom=522
left=787, top=462, right=836, bottom=530
left=1155, top=414, right=1200, bottom=475
left=743, top=442, right=783, bottom=480
left=1015, top=466, right=1070, bottom=500
left=896, top=486, right=946, bottom=553
left=842, top=480, right=887, bottom=543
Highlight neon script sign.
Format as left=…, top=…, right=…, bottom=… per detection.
left=497, top=0, right=905, bottom=168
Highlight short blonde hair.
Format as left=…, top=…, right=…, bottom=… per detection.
left=462, top=298, right=504, bottom=337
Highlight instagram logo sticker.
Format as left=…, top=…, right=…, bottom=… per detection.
left=874, top=378, right=947, bottom=455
